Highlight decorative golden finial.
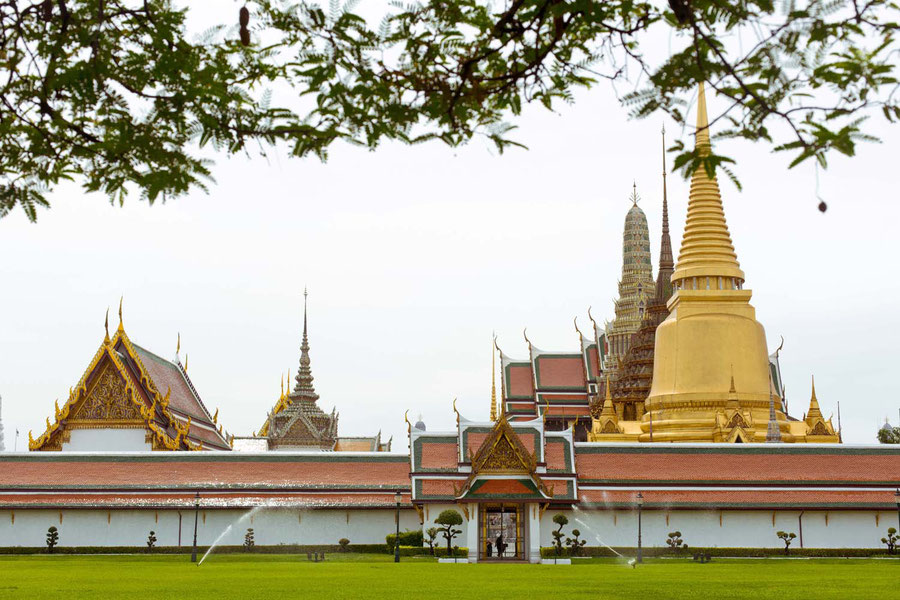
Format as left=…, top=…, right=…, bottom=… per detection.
left=404, top=410, right=412, bottom=436
left=452, top=397, right=460, bottom=428
left=183, top=354, right=188, bottom=373
left=490, top=333, right=498, bottom=422
left=523, top=328, right=531, bottom=348
left=117, top=296, right=124, bottom=332
left=811, top=374, right=817, bottom=401
left=280, top=374, right=284, bottom=397
left=176, top=332, right=181, bottom=357
left=104, top=308, right=110, bottom=341
left=605, top=375, right=612, bottom=402
left=213, top=408, right=219, bottom=424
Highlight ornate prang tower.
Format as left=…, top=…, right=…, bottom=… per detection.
left=592, top=127, right=675, bottom=429
left=602, top=185, right=655, bottom=377
left=644, top=82, right=793, bottom=443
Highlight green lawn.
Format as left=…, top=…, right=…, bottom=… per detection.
left=0, top=554, right=895, bottom=599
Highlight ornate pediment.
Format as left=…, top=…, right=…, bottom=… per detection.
left=69, top=365, right=143, bottom=424
left=30, top=328, right=200, bottom=452
left=471, top=414, right=536, bottom=475
left=726, top=412, right=748, bottom=430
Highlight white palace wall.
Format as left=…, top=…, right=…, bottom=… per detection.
left=538, top=508, right=894, bottom=549
left=0, top=508, right=420, bottom=548
left=1, top=506, right=894, bottom=549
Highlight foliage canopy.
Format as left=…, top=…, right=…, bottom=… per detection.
left=2, top=0, right=899, bottom=220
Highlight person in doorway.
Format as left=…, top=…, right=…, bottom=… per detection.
left=495, top=534, right=504, bottom=558
left=486, top=541, right=492, bottom=557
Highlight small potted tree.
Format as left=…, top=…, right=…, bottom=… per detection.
left=776, top=531, right=797, bottom=555
left=46, top=526, right=59, bottom=554
left=435, top=510, right=463, bottom=558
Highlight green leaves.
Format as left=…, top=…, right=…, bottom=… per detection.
left=1, top=0, right=898, bottom=220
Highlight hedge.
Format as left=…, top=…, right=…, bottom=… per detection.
left=539, top=546, right=898, bottom=559
left=386, top=529, right=424, bottom=549
left=0, top=544, right=432, bottom=556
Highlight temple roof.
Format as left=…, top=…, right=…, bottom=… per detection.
left=29, top=314, right=230, bottom=452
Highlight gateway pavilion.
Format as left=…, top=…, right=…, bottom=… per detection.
left=0, top=84, right=896, bottom=562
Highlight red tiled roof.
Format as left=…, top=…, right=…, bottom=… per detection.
left=575, top=446, right=900, bottom=485
left=417, top=442, right=458, bottom=471
left=419, top=479, right=460, bottom=497
left=577, top=488, right=897, bottom=509
left=468, top=479, right=535, bottom=497
left=535, top=356, right=585, bottom=389
left=0, top=491, right=412, bottom=509
left=128, top=343, right=229, bottom=450
left=0, top=455, right=411, bottom=490
left=545, top=441, right=568, bottom=471
left=506, top=365, right=534, bottom=398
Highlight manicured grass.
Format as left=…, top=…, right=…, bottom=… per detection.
left=0, top=554, right=895, bottom=599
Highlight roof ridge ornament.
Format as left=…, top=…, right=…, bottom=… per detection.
left=117, top=296, right=124, bottom=333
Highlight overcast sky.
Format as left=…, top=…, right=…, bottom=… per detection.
left=2, top=4, right=899, bottom=449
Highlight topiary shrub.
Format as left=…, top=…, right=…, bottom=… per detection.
left=147, top=531, right=157, bottom=552
left=386, top=529, right=424, bottom=550
left=551, top=514, right=569, bottom=556
left=46, top=526, right=59, bottom=553
left=243, top=528, right=255, bottom=551
left=425, top=527, right=439, bottom=556
left=666, top=531, right=685, bottom=552
left=566, top=529, right=586, bottom=557
left=435, top=510, right=463, bottom=554
left=777, top=531, right=797, bottom=555
left=881, top=527, right=898, bottom=554
left=338, top=538, right=350, bottom=552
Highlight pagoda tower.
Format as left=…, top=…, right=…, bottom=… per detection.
left=643, top=82, right=794, bottom=443
left=602, top=186, right=655, bottom=377
left=602, top=127, right=676, bottom=425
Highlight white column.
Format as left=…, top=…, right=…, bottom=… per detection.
left=528, top=503, right=541, bottom=563
left=467, top=504, right=479, bottom=563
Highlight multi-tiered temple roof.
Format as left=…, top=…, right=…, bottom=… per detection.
left=29, top=303, right=231, bottom=452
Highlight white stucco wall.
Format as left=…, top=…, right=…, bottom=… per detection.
left=63, top=429, right=152, bottom=452
left=539, top=508, right=894, bottom=549
left=0, top=508, right=419, bottom=548
left=1, top=506, right=893, bottom=549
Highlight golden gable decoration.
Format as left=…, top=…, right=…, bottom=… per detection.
left=29, top=315, right=201, bottom=452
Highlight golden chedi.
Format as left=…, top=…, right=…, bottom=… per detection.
left=643, top=83, right=799, bottom=443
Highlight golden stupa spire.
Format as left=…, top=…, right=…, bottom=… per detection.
left=490, top=333, right=498, bottom=422
left=807, top=375, right=823, bottom=420
left=671, top=82, right=745, bottom=286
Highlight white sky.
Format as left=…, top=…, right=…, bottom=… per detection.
left=1, top=3, right=899, bottom=449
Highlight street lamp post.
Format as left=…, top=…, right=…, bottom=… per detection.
left=636, top=492, right=644, bottom=564
left=190, top=491, right=200, bottom=563
left=394, top=491, right=402, bottom=563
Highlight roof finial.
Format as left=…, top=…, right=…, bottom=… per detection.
left=810, top=374, right=817, bottom=401
left=293, top=288, right=318, bottom=398
left=696, top=81, right=710, bottom=150
left=729, top=364, right=736, bottom=394
left=630, top=181, right=639, bottom=205
left=117, top=296, right=124, bottom=332
left=490, top=332, right=498, bottom=422
left=176, top=332, right=181, bottom=358
left=183, top=354, right=188, bottom=373
left=104, top=308, right=110, bottom=342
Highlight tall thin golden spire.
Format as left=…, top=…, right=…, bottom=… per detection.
left=490, top=334, right=498, bottom=422
left=671, top=82, right=745, bottom=285
left=807, top=375, right=823, bottom=420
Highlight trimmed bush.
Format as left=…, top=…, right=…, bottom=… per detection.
left=385, top=529, right=424, bottom=549
left=434, top=546, right=468, bottom=558
left=338, top=538, right=350, bottom=552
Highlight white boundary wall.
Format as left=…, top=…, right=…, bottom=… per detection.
left=1, top=506, right=895, bottom=549
left=0, top=508, right=419, bottom=548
